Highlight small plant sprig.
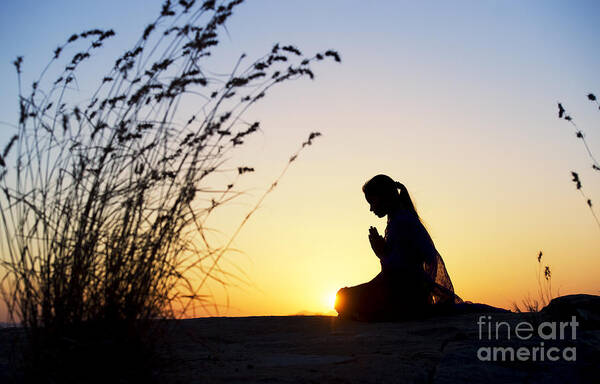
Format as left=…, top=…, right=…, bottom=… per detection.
left=557, top=96, right=600, bottom=231
left=570, top=171, right=600, bottom=229
left=557, top=99, right=600, bottom=171
left=536, top=251, right=553, bottom=307
left=587, top=93, right=600, bottom=110
left=512, top=251, right=555, bottom=313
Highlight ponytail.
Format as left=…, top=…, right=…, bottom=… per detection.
left=363, top=174, right=420, bottom=218
left=394, top=180, right=419, bottom=219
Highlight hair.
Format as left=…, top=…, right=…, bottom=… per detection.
left=362, top=174, right=421, bottom=220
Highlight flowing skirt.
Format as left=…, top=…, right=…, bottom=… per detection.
left=335, top=271, right=509, bottom=321
left=335, top=271, right=430, bottom=322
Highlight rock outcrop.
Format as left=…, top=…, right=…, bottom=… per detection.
left=540, top=294, right=600, bottom=330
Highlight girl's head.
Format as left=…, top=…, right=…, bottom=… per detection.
left=362, top=174, right=420, bottom=219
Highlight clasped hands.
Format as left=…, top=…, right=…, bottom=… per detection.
left=368, top=226, right=386, bottom=259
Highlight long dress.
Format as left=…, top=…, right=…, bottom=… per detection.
left=335, top=208, right=462, bottom=321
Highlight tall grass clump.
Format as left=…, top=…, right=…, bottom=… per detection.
left=0, top=0, right=339, bottom=381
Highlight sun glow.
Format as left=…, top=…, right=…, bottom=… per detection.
left=328, top=291, right=338, bottom=310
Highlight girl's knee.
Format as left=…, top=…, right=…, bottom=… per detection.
left=335, top=287, right=350, bottom=313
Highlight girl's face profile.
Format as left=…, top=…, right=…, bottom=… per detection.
left=365, top=192, right=387, bottom=218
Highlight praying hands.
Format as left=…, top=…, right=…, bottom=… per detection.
left=368, top=226, right=386, bottom=259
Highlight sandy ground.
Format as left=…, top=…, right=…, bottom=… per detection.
left=1, top=296, right=597, bottom=383
left=154, top=311, right=597, bottom=383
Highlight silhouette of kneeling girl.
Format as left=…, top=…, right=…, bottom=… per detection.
left=335, top=174, right=462, bottom=321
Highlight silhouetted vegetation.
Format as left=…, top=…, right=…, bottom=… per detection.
left=512, top=251, right=555, bottom=313
left=557, top=95, right=600, bottom=229
left=513, top=95, right=599, bottom=313
left=0, top=0, right=339, bottom=382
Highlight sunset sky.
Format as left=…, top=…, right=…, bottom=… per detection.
left=1, top=0, right=599, bottom=319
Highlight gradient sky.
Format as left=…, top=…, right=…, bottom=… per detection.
left=1, top=1, right=599, bottom=319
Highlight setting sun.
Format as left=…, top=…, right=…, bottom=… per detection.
left=329, top=292, right=338, bottom=311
